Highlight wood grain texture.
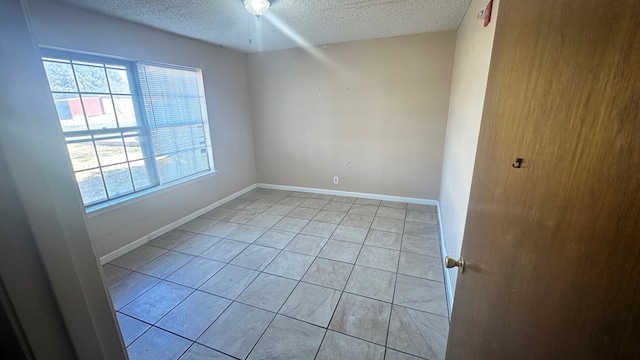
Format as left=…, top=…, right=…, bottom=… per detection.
left=446, top=0, right=640, bottom=359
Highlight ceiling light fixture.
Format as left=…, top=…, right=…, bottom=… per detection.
left=244, top=0, right=271, bottom=19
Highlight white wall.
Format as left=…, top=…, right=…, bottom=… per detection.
left=439, top=0, right=500, bottom=304
left=26, top=0, right=257, bottom=257
left=247, top=32, right=456, bottom=200
left=22, top=0, right=496, bottom=302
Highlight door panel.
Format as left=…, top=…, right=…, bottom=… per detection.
left=447, top=0, right=640, bottom=358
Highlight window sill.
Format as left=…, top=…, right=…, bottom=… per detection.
left=86, top=170, right=218, bottom=218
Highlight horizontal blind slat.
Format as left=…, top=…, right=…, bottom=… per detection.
left=138, top=63, right=210, bottom=184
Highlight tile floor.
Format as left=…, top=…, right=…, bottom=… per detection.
left=104, top=188, right=450, bottom=360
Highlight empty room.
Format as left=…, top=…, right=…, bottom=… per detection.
left=1, top=0, right=639, bottom=359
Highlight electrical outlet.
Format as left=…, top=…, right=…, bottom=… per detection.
left=333, top=176, right=339, bottom=184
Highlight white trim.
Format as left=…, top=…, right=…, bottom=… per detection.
left=99, top=184, right=257, bottom=264
left=256, top=183, right=438, bottom=205
left=98, top=183, right=439, bottom=264
left=437, top=203, right=454, bottom=320
left=99, top=235, right=149, bottom=265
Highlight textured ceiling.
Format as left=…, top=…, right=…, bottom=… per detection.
left=52, top=0, right=471, bottom=53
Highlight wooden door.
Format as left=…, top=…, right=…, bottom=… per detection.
left=446, top=0, right=640, bottom=359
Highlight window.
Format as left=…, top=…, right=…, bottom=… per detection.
left=41, top=49, right=213, bottom=208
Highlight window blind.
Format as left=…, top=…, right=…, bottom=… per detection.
left=138, top=63, right=211, bottom=184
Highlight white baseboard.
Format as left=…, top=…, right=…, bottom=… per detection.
left=99, top=183, right=439, bottom=266
left=262, top=182, right=452, bottom=313
left=99, top=184, right=257, bottom=264
left=256, top=183, right=438, bottom=206
left=437, top=204, right=454, bottom=320
left=100, top=235, right=150, bottom=266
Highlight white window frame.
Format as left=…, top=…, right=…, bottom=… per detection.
left=41, top=48, right=215, bottom=212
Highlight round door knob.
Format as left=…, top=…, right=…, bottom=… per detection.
left=445, top=256, right=466, bottom=273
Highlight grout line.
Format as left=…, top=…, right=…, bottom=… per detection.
left=383, top=207, right=406, bottom=357
left=229, top=195, right=306, bottom=359
left=119, top=189, right=278, bottom=356
left=268, top=199, right=349, bottom=359
left=114, top=311, right=153, bottom=347
left=109, top=189, right=443, bottom=358
left=245, top=196, right=351, bottom=359
left=117, top=282, right=200, bottom=350
left=310, top=201, right=375, bottom=359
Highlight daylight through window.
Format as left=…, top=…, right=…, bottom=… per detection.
left=41, top=49, right=213, bottom=208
